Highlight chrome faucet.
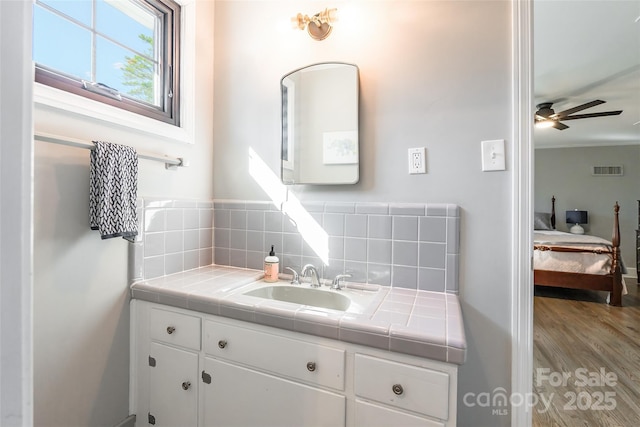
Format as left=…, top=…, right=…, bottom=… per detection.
left=331, top=274, right=352, bottom=290
left=285, top=267, right=300, bottom=285
left=301, top=264, right=321, bottom=287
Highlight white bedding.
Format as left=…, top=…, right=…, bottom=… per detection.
left=533, top=230, right=627, bottom=294
left=534, top=230, right=613, bottom=248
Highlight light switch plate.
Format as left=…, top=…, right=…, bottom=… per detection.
left=481, top=139, right=505, bottom=171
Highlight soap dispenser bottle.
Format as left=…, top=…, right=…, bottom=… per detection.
left=264, top=245, right=279, bottom=282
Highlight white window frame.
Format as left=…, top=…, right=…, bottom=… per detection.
left=33, top=0, right=195, bottom=145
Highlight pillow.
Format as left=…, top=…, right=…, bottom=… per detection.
left=534, top=212, right=553, bottom=230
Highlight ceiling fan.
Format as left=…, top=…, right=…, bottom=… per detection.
left=534, top=100, right=622, bottom=130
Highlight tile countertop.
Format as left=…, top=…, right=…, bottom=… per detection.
left=130, top=265, right=467, bottom=365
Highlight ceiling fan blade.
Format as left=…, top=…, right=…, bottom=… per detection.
left=559, top=110, right=623, bottom=121
left=554, top=100, right=606, bottom=118
left=552, top=121, right=569, bottom=130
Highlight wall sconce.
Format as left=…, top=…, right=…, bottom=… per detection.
left=292, top=8, right=338, bottom=41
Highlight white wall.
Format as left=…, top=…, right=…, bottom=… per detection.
left=535, top=145, right=640, bottom=271
left=213, top=1, right=513, bottom=426
left=32, top=1, right=216, bottom=425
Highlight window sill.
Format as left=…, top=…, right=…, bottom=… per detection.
left=34, top=82, right=194, bottom=145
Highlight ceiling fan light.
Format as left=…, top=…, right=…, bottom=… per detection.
left=535, top=120, right=554, bottom=129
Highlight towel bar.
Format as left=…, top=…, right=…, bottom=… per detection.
left=34, top=132, right=184, bottom=170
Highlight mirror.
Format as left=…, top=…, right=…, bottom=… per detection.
left=281, top=62, right=359, bottom=185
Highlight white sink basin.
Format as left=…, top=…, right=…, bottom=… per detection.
left=238, top=281, right=386, bottom=314
left=244, top=285, right=351, bottom=311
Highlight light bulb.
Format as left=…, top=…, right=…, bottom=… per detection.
left=535, top=120, right=554, bottom=129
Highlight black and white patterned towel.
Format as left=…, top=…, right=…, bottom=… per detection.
left=89, top=140, right=138, bottom=242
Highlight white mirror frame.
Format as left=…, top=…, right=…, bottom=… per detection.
left=280, top=62, right=359, bottom=185
left=282, top=77, right=295, bottom=172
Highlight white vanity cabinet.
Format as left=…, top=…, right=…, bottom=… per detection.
left=148, top=343, right=198, bottom=427
left=201, top=317, right=346, bottom=426
left=201, top=358, right=345, bottom=426
left=130, top=300, right=458, bottom=426
left=353, top=354, right=450, bottom=427
left=141, top=306, right=201, bottom=427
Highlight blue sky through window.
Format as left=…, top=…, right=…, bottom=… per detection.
left=34, top=0, right=158, bottom=104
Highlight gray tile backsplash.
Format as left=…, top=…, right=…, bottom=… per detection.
left=212, top=200, right=460, bottom=293
left=131, top=197, right=215, bottom=281
left=368, top=239, right=392, bottom=264
left=323, top=213, right=345, bottom=236
left=131, top=198, right=460, bottom=293
left=345, top=214, right=367, bottom=238
left=345, top=238, right=367, bottom=262
left=393, top=216, right=418, bottom=241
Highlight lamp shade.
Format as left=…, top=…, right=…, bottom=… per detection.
left=566, top=210, right=588, bottom=225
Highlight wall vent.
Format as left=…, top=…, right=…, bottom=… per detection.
left=592, top=165, right=623, bottom=176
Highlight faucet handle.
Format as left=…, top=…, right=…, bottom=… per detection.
left=285, top=267, right=300, bottom=285
left=331, top=274, right=352, bottom=290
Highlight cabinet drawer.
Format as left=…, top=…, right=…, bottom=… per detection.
left=150, top=308, right=201, bottom=350
left=354, top=354, right=449, bottom=420
left=355, top=399, right=444, bottom=427
left=204, top=320, right=345, bottom=390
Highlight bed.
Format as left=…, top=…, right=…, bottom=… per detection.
left=533, top=196, right=625, bottom=306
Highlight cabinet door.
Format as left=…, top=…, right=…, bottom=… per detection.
left=149, top=342, right=198, bottom=427
left=355, top=400, right=445, bottom=427
left=202, top=357, right=346, bottom=427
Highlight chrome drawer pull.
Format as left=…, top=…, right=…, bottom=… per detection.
left=166, top=326, right=176, bottom=335
left=306, top=362, right=316, bottom=372
left=218, top=340, right=227, bottom=349
left=392, top=384, right=404, bottom=395
left=182, top=381, right=191, bottom=390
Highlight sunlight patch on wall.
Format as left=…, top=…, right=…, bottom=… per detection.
left=248, top=147, right=329, bottom=264
left=282, top=194, right=329, bottom=265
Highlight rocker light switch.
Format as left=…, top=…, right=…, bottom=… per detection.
left=481, top=139, right=506, bottom=171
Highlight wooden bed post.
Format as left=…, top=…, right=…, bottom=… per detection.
left=551, top=195, right=556, bottom=229
left=610, top=202, right=623, bottom=306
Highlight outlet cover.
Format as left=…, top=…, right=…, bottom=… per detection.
left=408, top=147, right=426, bottom=174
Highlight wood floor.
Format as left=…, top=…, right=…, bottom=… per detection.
left=533, top=281, right=640, bottom=427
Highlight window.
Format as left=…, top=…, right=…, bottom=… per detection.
left=33, top=0, right=180, bottom=126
